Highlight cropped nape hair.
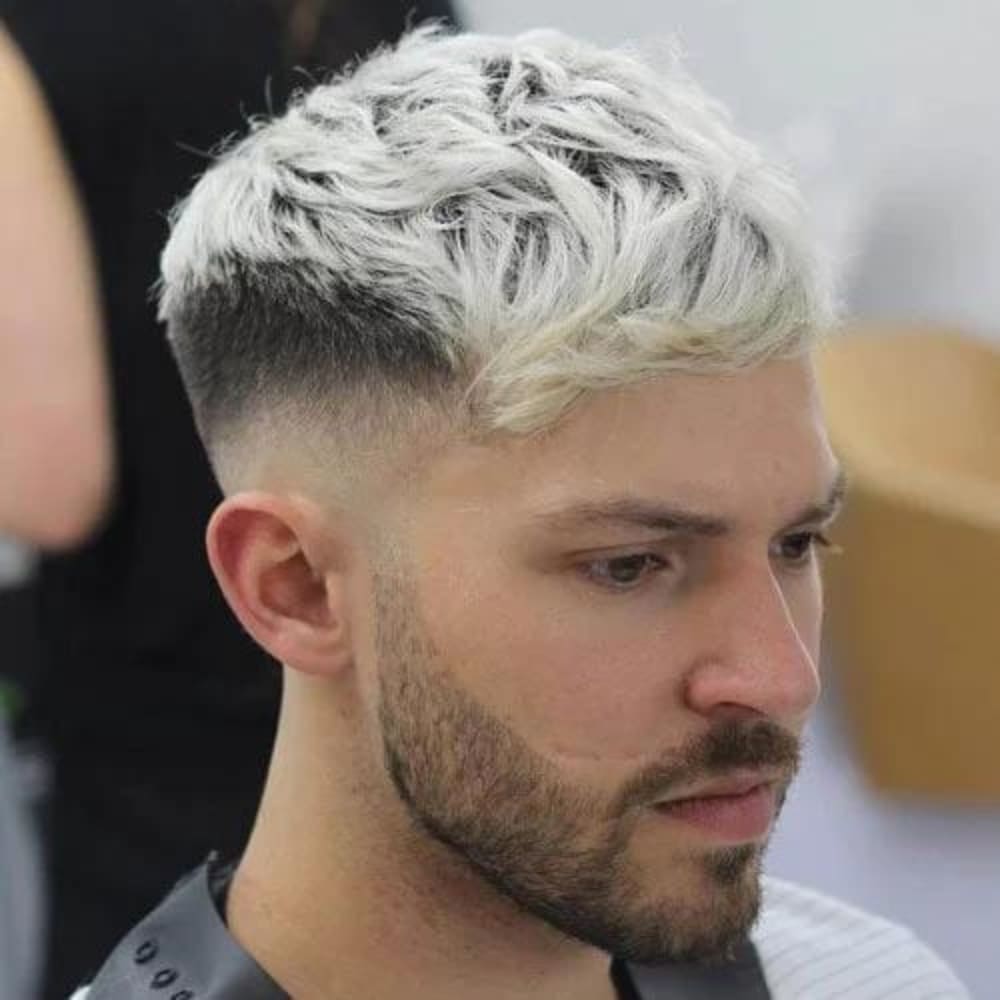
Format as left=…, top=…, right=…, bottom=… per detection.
left=159, top=25, right=833, bottom=479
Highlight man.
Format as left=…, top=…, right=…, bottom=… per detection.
left=76, top=27, right=968, bottom=999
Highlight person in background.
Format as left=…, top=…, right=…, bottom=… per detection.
left=0, top=23, right=111, bottom=548
left=77, top=27, right=968, bottom=999
left=0, top=25, right=110, bottom=998
left=0, top=2, right=456, bottom=996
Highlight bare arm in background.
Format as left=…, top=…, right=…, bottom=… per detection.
left=0, top=23, right=112, bottom=549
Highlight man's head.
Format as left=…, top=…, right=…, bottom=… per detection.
left=160, top=28, right=840, bottom=965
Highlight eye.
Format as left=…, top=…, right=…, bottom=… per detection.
left=583, top=553, right=670, bottom=591
left=775, top=531, right=837, bottom=567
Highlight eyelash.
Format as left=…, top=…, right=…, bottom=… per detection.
left=776, top=530, right=836, bottom=567
left=582, top=552, right=673, bottom=591
left=582, top=532, right=838, bottom=592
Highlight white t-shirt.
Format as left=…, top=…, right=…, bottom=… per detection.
left=751, top=878, right=969, bottom=999
left=70, top=877, right=969, bottom=999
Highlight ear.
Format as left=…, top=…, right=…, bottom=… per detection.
left=206, top=491, right=354, bottom=677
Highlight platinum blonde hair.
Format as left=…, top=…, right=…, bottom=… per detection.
left=160, top=26, right=833, bottom=467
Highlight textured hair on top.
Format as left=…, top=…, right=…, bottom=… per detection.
left=160, top=25, right=833, bottom=479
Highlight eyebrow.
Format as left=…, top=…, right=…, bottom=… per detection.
left=532, top=468, right=849, bottom=538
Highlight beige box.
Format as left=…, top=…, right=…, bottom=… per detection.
left=818, top=328, right=1000, bottom=802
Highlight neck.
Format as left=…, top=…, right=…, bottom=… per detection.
left=227, top=681, right=621, bottom=1000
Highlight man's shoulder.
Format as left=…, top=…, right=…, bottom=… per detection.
left=753, top=876, right=969, bottom=999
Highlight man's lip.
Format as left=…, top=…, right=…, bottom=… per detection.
left=652, top=771, right=783, bottom=805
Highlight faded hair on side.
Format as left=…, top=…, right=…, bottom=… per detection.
left=159, top=25, right=833, bottom=483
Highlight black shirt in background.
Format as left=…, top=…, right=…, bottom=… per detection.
left=0, top=1, right=456, bottom=995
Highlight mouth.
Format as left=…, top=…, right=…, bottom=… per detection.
left=649, top=773, right=781, bottom=843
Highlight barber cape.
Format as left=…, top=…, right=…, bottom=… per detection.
left=72, top=857, right=968, bottom=999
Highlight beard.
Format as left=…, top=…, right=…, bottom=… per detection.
left=373, top=567, right=800, bottom=965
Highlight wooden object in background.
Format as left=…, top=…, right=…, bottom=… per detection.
left=818, top=327, right=1000, bottom=801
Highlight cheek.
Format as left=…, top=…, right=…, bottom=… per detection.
left=508, top=628, right=675, bottom=766
left=789, top=567, right=824, bottom=661
left=420, top=561, right=688, bottom=769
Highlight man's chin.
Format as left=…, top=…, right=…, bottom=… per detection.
left=703, top=842, right=763, bottom=887
left=613, top=846, right=763, bottom=965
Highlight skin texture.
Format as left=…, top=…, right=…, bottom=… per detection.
left=212, top=356, right=842, bottom=1000
left=374, top=565, right=799, bottom=967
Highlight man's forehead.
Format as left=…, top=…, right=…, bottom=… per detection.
left=518, top=358, right=824, bottom=454
left=414, top=358, right=833, bottom=508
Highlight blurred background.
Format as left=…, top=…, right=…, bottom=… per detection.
left=1, top=1, right=998, bottom=997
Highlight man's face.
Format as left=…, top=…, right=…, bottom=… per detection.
left=366, top=357, right=840, bottom=963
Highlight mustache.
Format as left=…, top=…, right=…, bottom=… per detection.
left=609, top=719, right=801, bottom=818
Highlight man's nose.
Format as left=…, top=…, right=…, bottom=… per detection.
left=683, top=564, right=821, bottom=725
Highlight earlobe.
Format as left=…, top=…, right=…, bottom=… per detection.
left=206, top=493, right=354, bottom=677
